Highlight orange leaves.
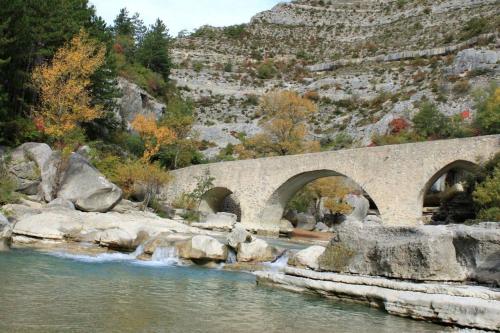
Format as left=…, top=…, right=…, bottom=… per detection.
left=237, top=90, right=319, bottom=157
left=32, top=29, right=105, bottom=141
left=131, top=114, right=176, bottom=161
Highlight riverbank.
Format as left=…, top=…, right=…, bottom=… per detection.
left=256, top=268, right=500, bottom=331
left=1, top=199, right=499, bottom=331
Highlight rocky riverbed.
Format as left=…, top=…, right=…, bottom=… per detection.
left=1, top=142, right=499, bottom=331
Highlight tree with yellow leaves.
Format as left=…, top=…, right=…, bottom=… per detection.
left=126, top=113, right=176, bottom=209
left=309, top=177, right=353, bottom=216
left=235, top=90, right=320, bottom=158
left=130, top=113, right=176, bottom=162
left=32, top=29, right=105, bottom=151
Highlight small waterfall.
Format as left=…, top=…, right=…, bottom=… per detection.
left=131, top=244, right=144, bottom=257
left=226, top=249, right=237, bottom=264
left=151, top=247, right=180, bottom=266
left=266, top=252, right=289, bottom=271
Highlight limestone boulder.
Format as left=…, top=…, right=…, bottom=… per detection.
left=142, top=232, right=191, bottom=255
left=12, top=210, right=83, bottom=240
left=296, top=213, right=316, bottom=231
left=8, top=143, right=53, bottom=195
left=0, top=213, right=11, bottom=250
left=177, top=235, right=228, bottom=262
left=279, top=219, right=294, bottom=235
left=288, top=246, right=326, bottom=270
left=40, top=151, right=60, bottom=202
left=192, top=212, right=237, bottom=231
left=47, top=198, right=75, bottom=210
left=319, top=222, right=500, bottom=284
left=58, top=153, right=122, bottom=212
left=314, top=222, right=330, bottom=232
left=344, top=194, right=369, bottom=222
left=237, top=238, right=277, bottom=262
left=111, top=199, right=141, bottom=214
left=98, top=228, right=148, bottom=251
left=226, top=224, right=253, bottom=249
left=450, top=222, right=500, bottom=286
left=1, top=203, right=42, bottom=221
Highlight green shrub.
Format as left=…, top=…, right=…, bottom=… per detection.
left=412, top=102, right=451, bottom=139
left=473, top=166, right=500, bottom=221
left=256, top=61, right=276, bottom=79
left=462, top=17, right=490, bottom=39
left=222, top=24, right=247, bottom=39
left=193, top=61, right=203, bottom=72
left=474, top=86, right=500, bottom=135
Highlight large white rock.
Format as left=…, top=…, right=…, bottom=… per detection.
left=289, top=246, right=326, bottom=270
left=319, top=222, right=500, bottom=285
left=58, top=153, right=122, bottom=212
left=226, top=223, right=253, bottom=249
left=177, top=235, right=228, bottom=261
left=237, top=238, right=277, bottom=262
left=12, top=210, right=83, bottom=240
left=98, top=228, right=141, bottom=251
left=256, top=268, right=500, bottom=331
left=8, top=143, right=53, bottom=195
left=0, top=213, right=11, bottom=250
left=344, top=194, right=369, bottom=222
left=47, top=198, right=75, bottom=210
left=191, top=212, right=237, bottom=231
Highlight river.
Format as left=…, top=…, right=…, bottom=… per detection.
left=0, top=249, right=450, bottom=333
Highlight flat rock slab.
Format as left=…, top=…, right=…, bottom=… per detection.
left=255, top=268, right=500, bottom=331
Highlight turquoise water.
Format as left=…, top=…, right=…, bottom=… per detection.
left=0, top=249, right=448, bottom=333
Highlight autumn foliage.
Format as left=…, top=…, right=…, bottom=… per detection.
left=32, top=29, right=105, bottom=143
left=131, top=114, right=176, bottom=162
left=236, top=90, right=319, bottom=158
left=309, top=177, right=353, bottom=215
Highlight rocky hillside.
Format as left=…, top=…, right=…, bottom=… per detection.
left=164, top=0, right=499, bottom=155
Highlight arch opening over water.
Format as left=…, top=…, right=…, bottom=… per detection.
left=260, top=169, right=380, bottom=229
left=421, top=160, right=480, bottom=224
left=199, top=187, right=241, bottom=221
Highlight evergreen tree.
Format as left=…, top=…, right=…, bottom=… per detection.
left=137, top=19, right=172, bottom=81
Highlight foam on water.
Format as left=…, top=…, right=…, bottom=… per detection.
left=265, top=253, right=289, bottom=271
left=48, top=251, right=136, bottom=263
left=47, top=244, right=181, bottom=267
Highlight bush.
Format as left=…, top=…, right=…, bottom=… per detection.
left=412, top=102, right=451, bottom=139
left=115, top=160, right=171, bottom=208
left=222, top=24, right=247, bottom=39
left=473, top=166, right=500, bottom=221
left=462, top=17, right=490, bottom=39
left=474, top=86, right=500, bottom=135
left=452, top=79, right=470, bottom=95
left=256, top=61, right=276, bottom=79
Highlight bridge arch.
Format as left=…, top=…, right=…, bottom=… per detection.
left=199, top=187, right=242, bottom=221
left=419, top=159, right=480, bottom=223
left=258, top=169, right=380, bottom=226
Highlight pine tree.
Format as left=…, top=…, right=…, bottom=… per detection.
left=137, top=19, right=172, bottom=81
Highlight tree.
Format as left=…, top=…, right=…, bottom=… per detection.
left=475, top=86, right=500, bottom=135
left=136, top=19, right=172, bottom=81
left=309, top=177, right=353, bottom=216
left=0, top=0, right=117, bottom=145
left=236, top=90, right=320, bottom=158
left=130, top=113, right=176, bottom=162
left=158, top=97, right=200, bottom=169
left=412, top=102, right=451, bottom=139
left=32, top=29, right=105, bottom=150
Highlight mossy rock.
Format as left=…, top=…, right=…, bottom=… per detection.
left=318, top=242, right=355, bottom=272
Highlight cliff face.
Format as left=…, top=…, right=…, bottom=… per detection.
left=168, top=0, right=499, bottom=154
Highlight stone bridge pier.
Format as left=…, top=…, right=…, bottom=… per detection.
left=161, top=135, right=499, bottom=232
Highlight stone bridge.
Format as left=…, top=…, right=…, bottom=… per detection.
left=162, top=135, right=499, bottom=232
